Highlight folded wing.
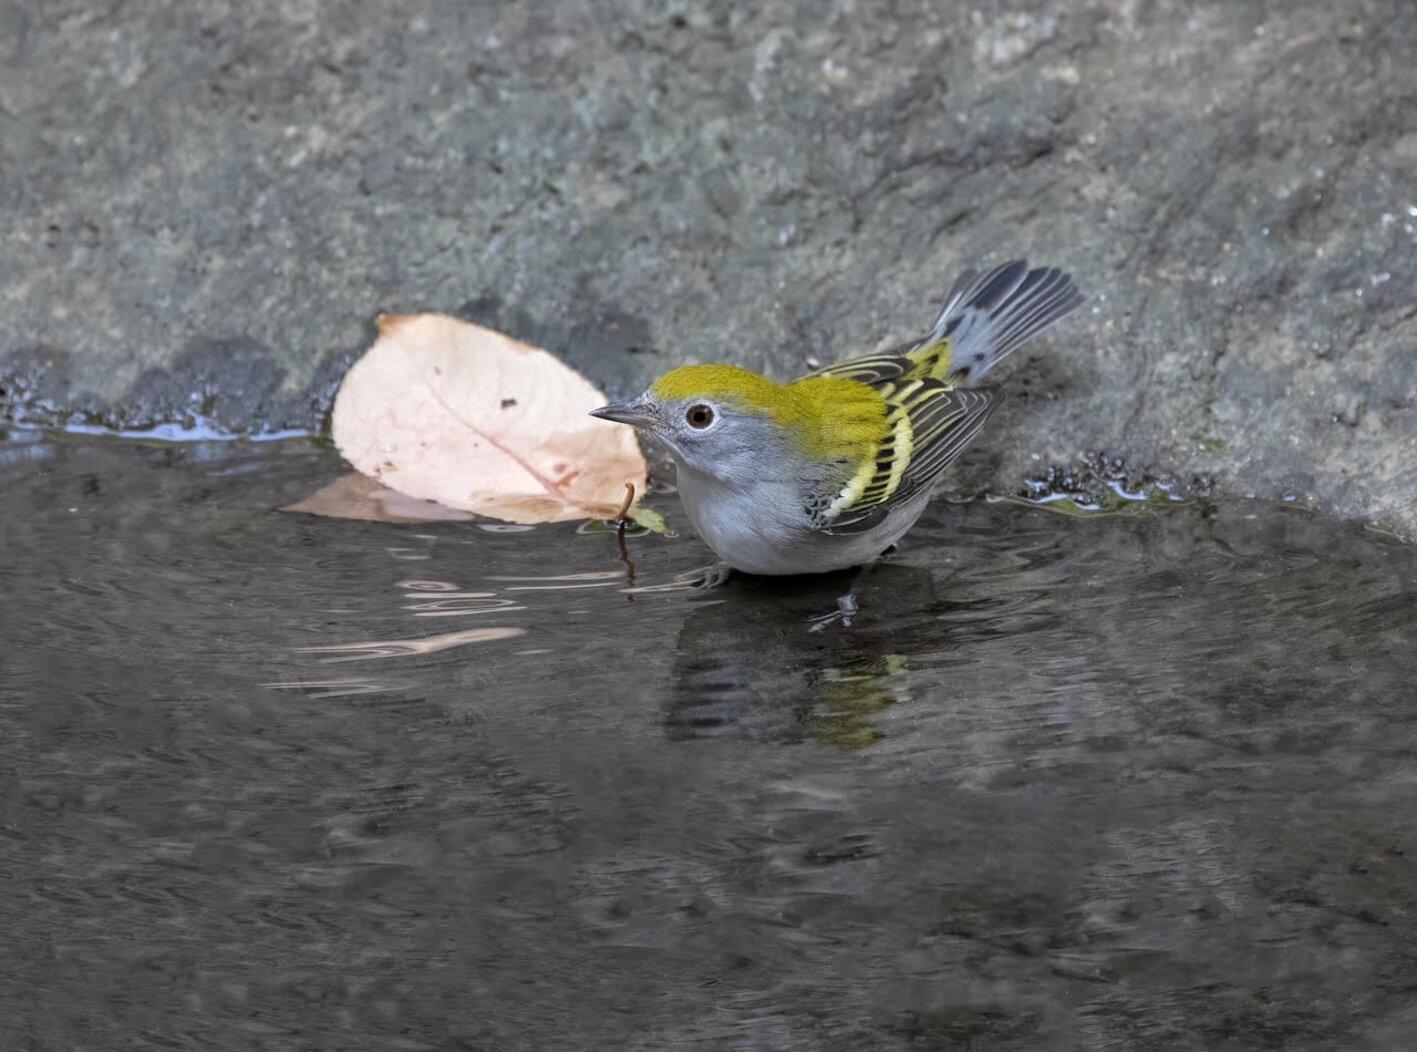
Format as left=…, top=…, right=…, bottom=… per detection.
left=816, top=381, right=1000, bottom=532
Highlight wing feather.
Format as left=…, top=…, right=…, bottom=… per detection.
left=890, top=387, right=999, bottom=489
left=798, top=259, right=1080, bottom=532
left=818, top=382, right=1000, bottom=531
left=803, top=350, right=913, bottom=385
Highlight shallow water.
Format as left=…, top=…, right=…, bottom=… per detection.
left=3, top=431, right=1416, bottom=1051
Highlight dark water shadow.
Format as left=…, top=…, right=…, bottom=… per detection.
left=3, top=433, right=1417, bottom=1050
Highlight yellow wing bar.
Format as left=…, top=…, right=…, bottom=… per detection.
left=822, top=382, right=1000, bottom=530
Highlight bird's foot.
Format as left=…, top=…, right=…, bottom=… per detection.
left=692, top=562, right=734, bottom=590
left=808, top=591, right=860, bottom=632
left=622, top=561, right=733, bottom=594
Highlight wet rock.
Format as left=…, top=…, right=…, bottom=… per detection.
left=1, top=2, right=1413, bottom=534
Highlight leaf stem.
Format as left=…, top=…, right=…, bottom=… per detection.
left=616, top=482, right=636, bottom=590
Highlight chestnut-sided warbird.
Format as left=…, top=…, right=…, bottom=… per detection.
left=592, top=260, right=1084, bottom=575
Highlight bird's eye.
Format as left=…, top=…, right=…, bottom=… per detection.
left=685, top=404, right=715, bottom=429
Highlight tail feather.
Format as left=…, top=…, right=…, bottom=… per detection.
left=932, top=260, right=1027, bottom=325
left=929, top=260, right=1085, bottom=386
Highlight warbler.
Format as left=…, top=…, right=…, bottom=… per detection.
left=591, top=259, right=1085, bottom=576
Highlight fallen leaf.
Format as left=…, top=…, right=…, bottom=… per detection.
left=315, top=313, right=648, bottom=525
left=282, top=472, right=477, bottom=523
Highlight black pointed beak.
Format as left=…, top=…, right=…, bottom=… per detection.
left=589, top=402, right=656, bottom=427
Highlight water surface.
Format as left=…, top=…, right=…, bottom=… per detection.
left=3, top=432, right=1415, bottom=1050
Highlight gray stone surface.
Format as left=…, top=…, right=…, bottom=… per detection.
left=2, top=1, right=1414, bottom=533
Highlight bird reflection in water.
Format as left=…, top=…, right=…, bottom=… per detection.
left=663, top=564, right=942, bottom=747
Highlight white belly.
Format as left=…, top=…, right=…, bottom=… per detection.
left=675, top=469, right=932, bottom=576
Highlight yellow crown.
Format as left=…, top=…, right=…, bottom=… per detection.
left=651, top=363, right=887, bottom=461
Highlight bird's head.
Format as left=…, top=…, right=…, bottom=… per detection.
left=590, top=364, right=885, bottom=484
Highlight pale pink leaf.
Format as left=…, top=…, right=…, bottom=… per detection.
left=321, top=313, right=647, bottom=525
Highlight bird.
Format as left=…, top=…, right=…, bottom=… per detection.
left=590, top=259, right=1085, bottom=577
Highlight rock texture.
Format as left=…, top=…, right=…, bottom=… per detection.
left=2, top=1, right=1414, bottom=533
